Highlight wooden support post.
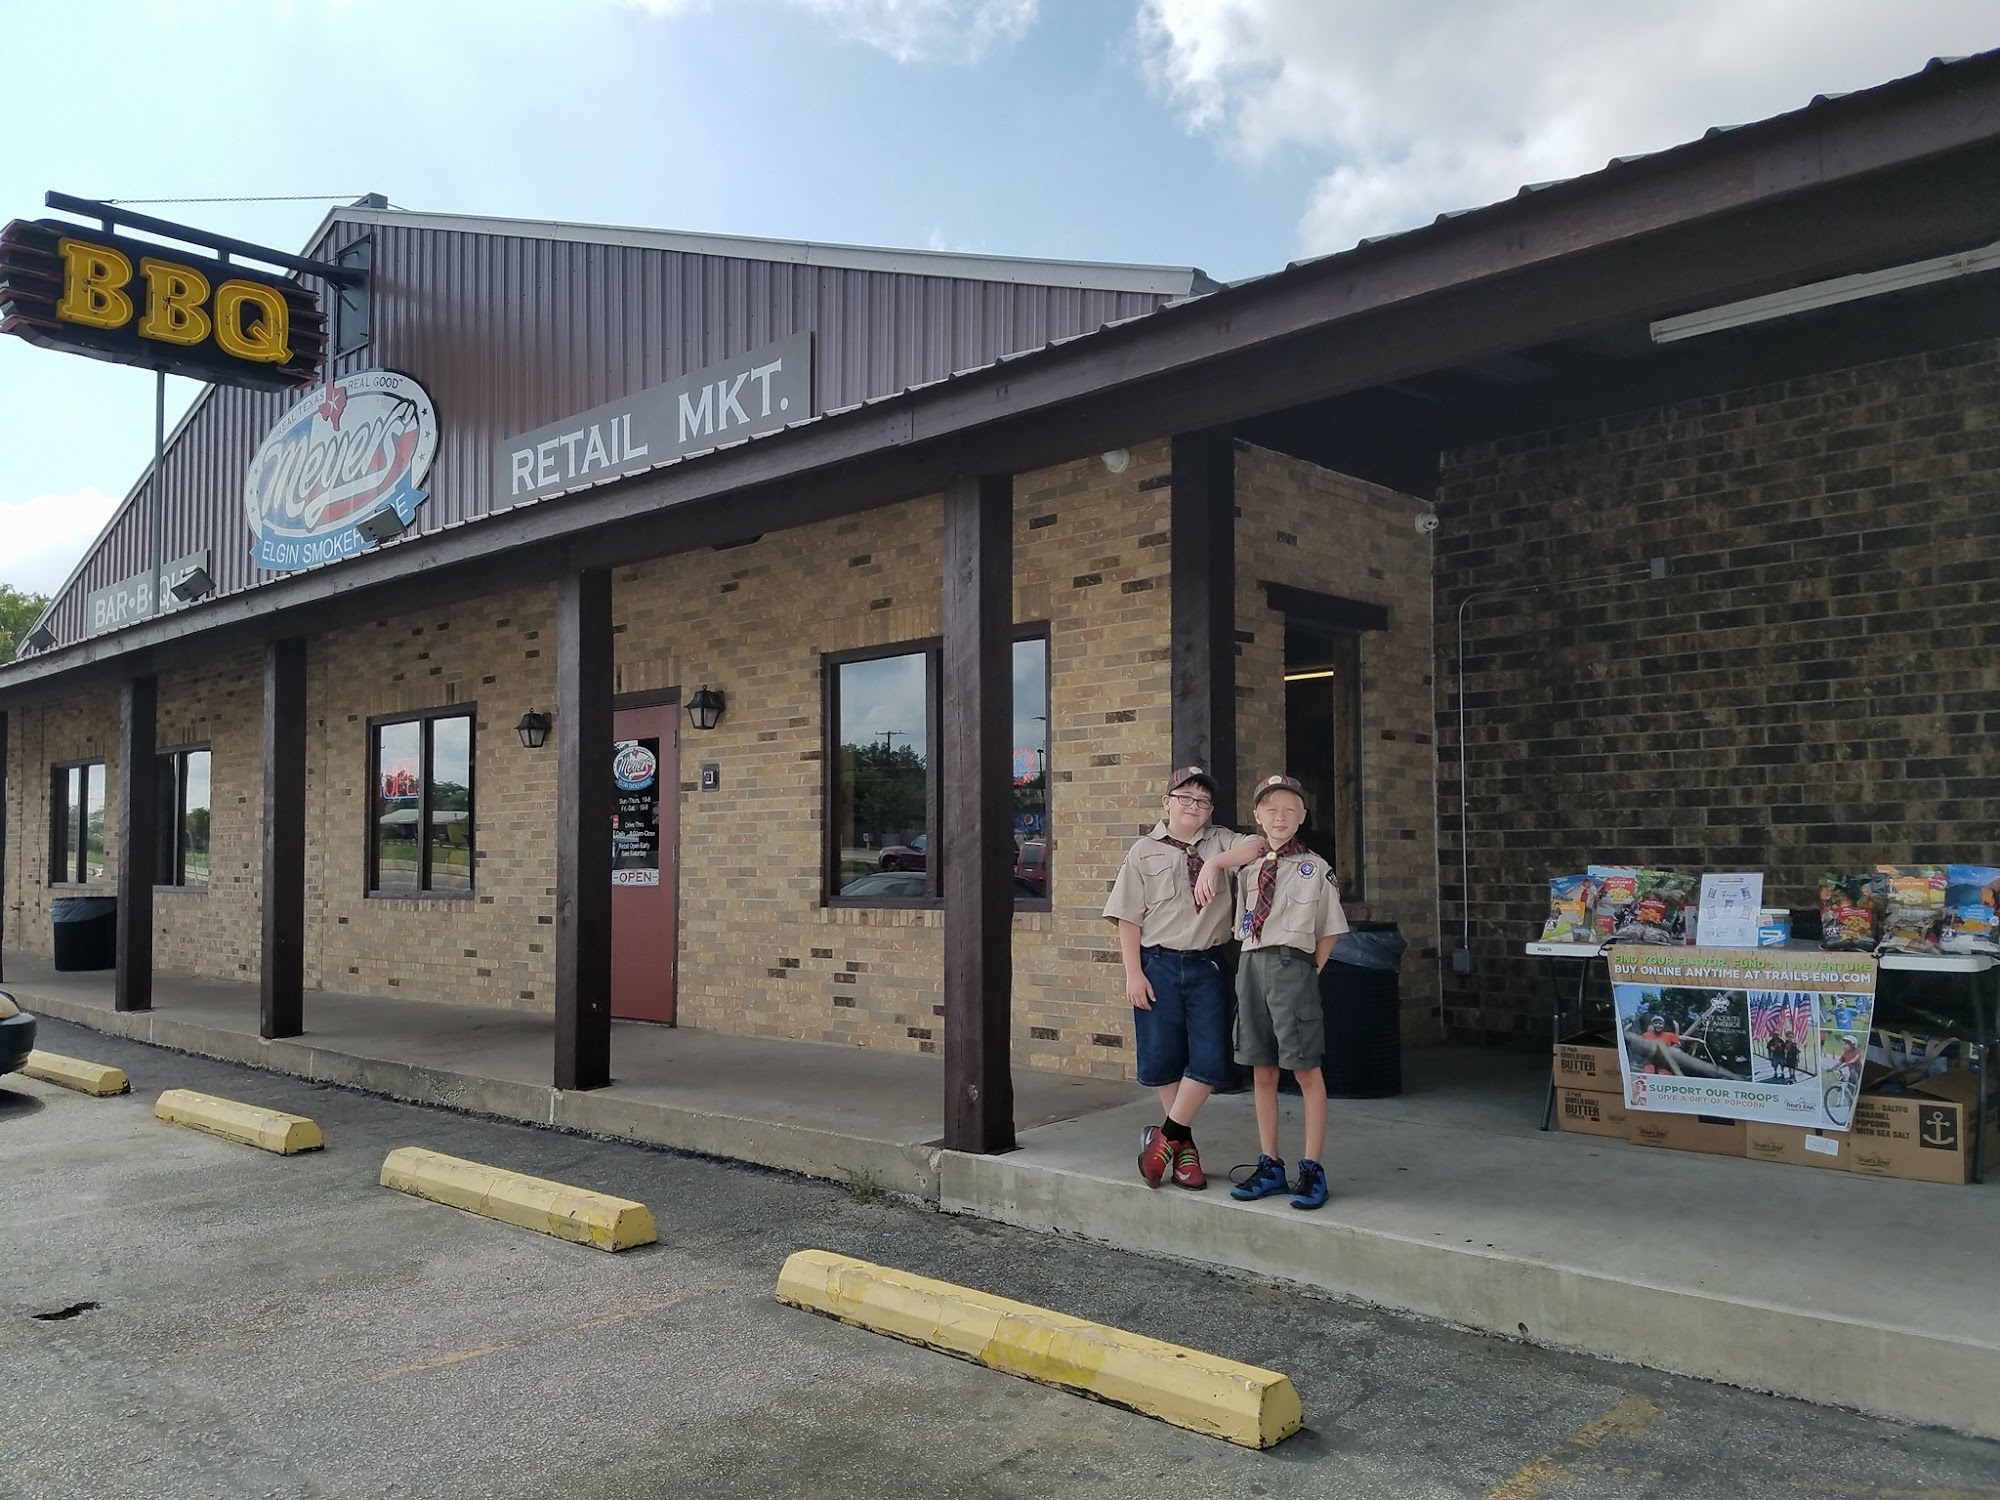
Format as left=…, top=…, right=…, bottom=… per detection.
left=555, top=568, right=613, bottom=1091
left=942, top=472, right=1016, bottom=1154
left=115, top=674, right=157, bottom=1012
left=260, top=639, right=308, bottom=1039
left=1170, top=431, right=1238, bottom=826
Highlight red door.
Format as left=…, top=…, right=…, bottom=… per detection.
left=611, top=704, right=678, bottom=1023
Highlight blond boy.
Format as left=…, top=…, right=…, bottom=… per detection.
left=1215, top=774, right=1347, bottom=1210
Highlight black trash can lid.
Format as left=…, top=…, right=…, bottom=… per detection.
left=50, top=896, right=118, bottom=920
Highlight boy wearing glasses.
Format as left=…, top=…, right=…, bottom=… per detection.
left=1104, top=767, right=1266, bottom=1189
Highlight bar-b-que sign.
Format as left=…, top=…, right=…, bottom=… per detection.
left=0, top=220, right=324, bottom=390
left=498, top=334, right=812, bottom=506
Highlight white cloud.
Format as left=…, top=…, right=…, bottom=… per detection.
left=792, top=0, right=1036, bottom=63
left=0, top=487, right=119, bottom=597
left=1137, top=0, right=2000, bottom=255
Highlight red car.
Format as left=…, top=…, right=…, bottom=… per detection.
left=878, top=834, right=927, bottom=871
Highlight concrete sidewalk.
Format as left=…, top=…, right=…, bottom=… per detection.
left=8, top=954, right=1998, bottom=1439
left=2, top=954, right=1131, bottom=1200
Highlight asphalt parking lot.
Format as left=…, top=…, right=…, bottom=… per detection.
left=5, top=1016, right=1998, bottom=1500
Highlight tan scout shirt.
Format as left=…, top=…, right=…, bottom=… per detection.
left=1103, top=822, right=1258, bottom=951
left=1235, top=849, right=1349, bottom=955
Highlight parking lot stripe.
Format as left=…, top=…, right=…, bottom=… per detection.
left=775, top=1249, right=1303, bottom=1449
left=152, top=1089, right=324, bottom=1155
left=23, top=1051, right=130, bottom=1096
left=377, top=1146, right=658, bottom=1252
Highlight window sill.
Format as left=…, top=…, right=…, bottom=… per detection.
left=154, top=884, right=210, bottom=895
left=365, top=888, right=478, bottom=902
left=49, top=882, right=112, bottom=893
left=818, top=902, right=1057, bottom=929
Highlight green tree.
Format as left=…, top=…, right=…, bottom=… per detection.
left=844, top=740, right=926, bottom=845
left=0, top=584, right=51, bottom=659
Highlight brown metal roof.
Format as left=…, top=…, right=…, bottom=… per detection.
left=22, top=216, right=1201, bottom=653
left=7, top=47, right=2000, bottom=701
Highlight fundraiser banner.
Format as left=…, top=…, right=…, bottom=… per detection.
left=1609, top=945, right=1876, bottom=1130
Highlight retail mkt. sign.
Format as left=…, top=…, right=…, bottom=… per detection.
left=1608, top=945, right=1877, bottom=1129
left=0, top=220, right=323, bottom=390
left=497, top=333, right=812, bottom=506
left=244, top=371, right=438, bottom=571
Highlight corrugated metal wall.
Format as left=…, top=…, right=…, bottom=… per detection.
left=39, top=218, right=1171, bottom=645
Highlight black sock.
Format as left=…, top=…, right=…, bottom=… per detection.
left=1161, top=1118, right=1193, bottom=1144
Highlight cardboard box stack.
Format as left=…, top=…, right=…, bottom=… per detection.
left=1552, top=1033, right=1995, bottom=1184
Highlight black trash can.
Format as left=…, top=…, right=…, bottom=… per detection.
left=51, top=896, right=118, bottom=972
left=1321, top=921, right=1406, bottom=1099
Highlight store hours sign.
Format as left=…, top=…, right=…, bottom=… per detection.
left=244, top=370, right=438, bottom=571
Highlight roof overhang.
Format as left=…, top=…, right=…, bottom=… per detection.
left=8, top=52, right=2000, bottom=707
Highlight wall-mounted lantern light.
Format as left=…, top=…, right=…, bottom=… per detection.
left=23, top=623, right=56, bottom=653
left=686, top=685, right=726, bottom=731
left=516, top=710, right=552, bottom=750
left=171, top=564, right=216, bottom=603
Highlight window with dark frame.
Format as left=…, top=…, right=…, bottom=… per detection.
left=333, top=238, right=372, bottom=357
left=1283, top=619, right=1364, bottom=900
left=368, top=709, right=475, bottom=895
left=155, top=746, right=212, bottom=888
left=824, top=630, right=1051, bottom=906
left=50, top=761, right=107, bottom=885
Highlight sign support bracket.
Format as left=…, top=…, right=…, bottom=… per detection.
left=151, top=369, right=165, bottom=619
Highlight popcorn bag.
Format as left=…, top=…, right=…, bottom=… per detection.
left=1818, top=872, right=1878, bottom=952
left=1540, top=874, right=1594, bottom=943
left=1873, top=865, right=1947, bottom=955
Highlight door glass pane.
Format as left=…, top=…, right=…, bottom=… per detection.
left=83, top=763, right=106, bottom=882
left=612, top=738, right=662, bottom=885
left=183, top=750, right=211, bottom=890
left=833, top=652, right=928, bottom=896
left=429, top=716, right=473, bottom=893
left=374, top=721, right=422, bottom=893
left=1011, top=638, right=1050, bottom=899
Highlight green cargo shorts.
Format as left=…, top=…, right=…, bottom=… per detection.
left=1234, top=945, right=1325, bottom=1071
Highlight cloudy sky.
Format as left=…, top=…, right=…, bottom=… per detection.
left=1, top=0, right=1992, bottom=598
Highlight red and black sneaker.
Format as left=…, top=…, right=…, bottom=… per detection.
left=1137, top=1125, right=1175, bottom=1187
left=1171, top=1141, right=1207, bottom=1190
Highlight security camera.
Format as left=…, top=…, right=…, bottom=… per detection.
left=1415, top=508, right=1440, bottom=534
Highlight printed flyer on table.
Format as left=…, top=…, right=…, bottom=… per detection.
left=1609, top=946, right=1877, bottom=1129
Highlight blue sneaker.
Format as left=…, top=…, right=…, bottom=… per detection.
left=1229, top=1155, right=1290, bottom=1201
left=1290, top=1158, right=1329, bottom=1211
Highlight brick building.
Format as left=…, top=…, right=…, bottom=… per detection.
left=4, top=55, right=1999, bottom=1148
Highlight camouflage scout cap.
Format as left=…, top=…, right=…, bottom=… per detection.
left=1252, top=773, right=1306, bottom=805
left=1166, top=765, right=1218, bottom=796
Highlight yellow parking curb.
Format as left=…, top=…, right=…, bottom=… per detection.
left=378, top=1147, right=657, bottom=1252
left=23, top=1051, right=130, bottom=1096
left=775, top=1249, right=1302, bottom=1449
left=153, top=1088, right=323, bottom=1154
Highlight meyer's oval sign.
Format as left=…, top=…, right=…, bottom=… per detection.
left=245, top=370, right=438, bottom=571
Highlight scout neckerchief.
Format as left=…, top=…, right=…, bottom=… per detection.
left=1249, top=838, right=1308, bottom=939
left=1157, top=833, right=1204, bottom=893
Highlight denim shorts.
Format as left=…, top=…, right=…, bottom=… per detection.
left=1133, top=945, right=1234, bottom=1089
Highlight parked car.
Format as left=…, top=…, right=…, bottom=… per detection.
left=1013, top=838, right=1048, bottom=896
left=878, top=834, right=927, bottom=871
left=0, top=991, right=36, bottom=1077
